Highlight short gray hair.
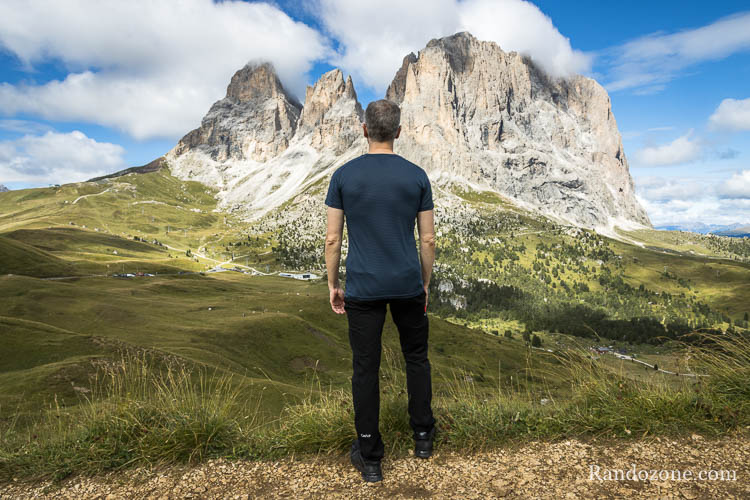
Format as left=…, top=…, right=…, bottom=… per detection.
left=365, top=99, right=400, bottom=142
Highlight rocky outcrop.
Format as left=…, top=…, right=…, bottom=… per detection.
left=0, top=184, right=9, bottom=192
left=171, top=62, right=302, bottom=163
left=386, top=32, right=650, bottom=231
left=296, top=71, right=364, bottom=154
left=87, top=157, right=167, bottom=182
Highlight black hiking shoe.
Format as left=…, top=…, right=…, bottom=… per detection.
left=350, top=439, right=383, bottom=482
left=414, top=427, right=436, bottom=459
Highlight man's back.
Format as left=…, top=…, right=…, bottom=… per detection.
left=325, top=99, right=437, bottom=480
left=325, top=153, right=433, bottom=300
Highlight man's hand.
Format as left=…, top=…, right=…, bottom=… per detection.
left=330, top=286, right=346, bottom=314
left=417, top=209, right=435, bottom=311
left=325, top=206, right=345, bottom=314
left=423, top=283, right=429, bottom=308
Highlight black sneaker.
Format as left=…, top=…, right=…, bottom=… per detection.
left=414, top=427, right=436, bottom=459
left=350, top=439, right=383, bottom=482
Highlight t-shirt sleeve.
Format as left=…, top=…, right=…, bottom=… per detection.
left=418, top=173, right=434, bottom=212
left=325, top=171, right=343, bottom=209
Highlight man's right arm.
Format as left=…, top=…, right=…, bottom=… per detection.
left=417, top=209, right=436, bottom=295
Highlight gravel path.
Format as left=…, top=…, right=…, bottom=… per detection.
left=2, top=434, right=748, bottom=499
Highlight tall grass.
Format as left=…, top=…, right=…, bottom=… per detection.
left=687, top=330, right=750, bottom=425
left=1, top=331, right=749, bottom=482
left=0, top=351, right=261, bottom=481
left=81, top=352, right=250, bottom=464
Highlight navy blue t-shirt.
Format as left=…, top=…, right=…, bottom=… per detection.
left=324, top=153, right=433, bottom=300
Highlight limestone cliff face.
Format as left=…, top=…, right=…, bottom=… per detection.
left=172, top=62, right=302, bottom=163
left=166, top=65, right=365, bottom=219
left=165, top=33, right=650, bottom=232
left=297, top=71, right=364, bottom=154
left=386, top=32, right=650, bottom=231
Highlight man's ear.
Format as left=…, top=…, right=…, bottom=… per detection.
left=394, top=125, right=401, bottom=139
left=362, top=123, right=368, bottom=138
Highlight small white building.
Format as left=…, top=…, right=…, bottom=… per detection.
left=279, top=272, right=320, bottom=281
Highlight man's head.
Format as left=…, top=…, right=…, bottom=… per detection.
left=364, top=99, right=401, bottom=144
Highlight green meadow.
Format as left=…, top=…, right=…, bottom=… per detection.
left=1, top=271, right=556, bottom=424
left=0, top=169, right=748, bottom=481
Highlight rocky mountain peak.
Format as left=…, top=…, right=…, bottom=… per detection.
left=166, top=64, right=366, bottom=219
left=344, top=74, right=358, bottom=99
left=386, top=53, right=418, bottom=104
left=425, top=31, right=479, bottom=73
left=297, top=68, right=365, bottom=153
left=0, top=184, right=9, bottom=192
left=170, top=60, right=302, bottom=164
left=226, top=61, right=301, bottom=107
left=387, top=32, right=651, bottom=232
left=166, top=32, right=650, bottom=233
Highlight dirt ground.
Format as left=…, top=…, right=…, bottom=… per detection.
left=2, top=433, right=748, bottom=499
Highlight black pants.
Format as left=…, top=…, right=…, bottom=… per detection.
left=344, top=289, right=436, bottom=461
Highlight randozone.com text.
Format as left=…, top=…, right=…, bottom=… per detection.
left=589, top=464, right=736, bottom=482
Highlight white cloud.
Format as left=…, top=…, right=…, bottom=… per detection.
left=634, top=171, right=750, bottom=226
left=314, top=0, right=591, bottom=94
left=0, top=0, right=329, bottom=140
left=635, top=175, right=706, bottom=202
left=638, top=195, right=750, bottom=227
left=634, top=131, right=702, bottom=166
left=0, top=131, right=126, bottom=185
left=455, top=0, right=591, bottom=78
left=717, top=169, right=750, bottom=199
left=603, top=11, right=750, bottom=92
left=621, top=125, right=675, bottom=139
left=709, top=97, right=750, bottom=131
left=647, top=126, right=676, bottom=132
left=0, top=119, right=52, bottom=134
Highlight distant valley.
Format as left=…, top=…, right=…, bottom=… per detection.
left=657, top=222, right=750, bottom=238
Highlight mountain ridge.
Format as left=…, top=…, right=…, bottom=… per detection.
left=656, top=221, right=750, bottom=236
left=160, top=32, right=650, bottom=236
left=87, top=157, right=167, bottom=182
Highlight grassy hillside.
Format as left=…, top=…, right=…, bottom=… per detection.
left=0, top=271, right=567, bottom=426
left=6, top=169, right=745, bottom=339
left=265, top=182, right=750, bottom=344
left=1, top=169, right=747, bottom=421
left=0, top=171, right=259, bottom=267
left=1, top=169, right=749, bottom=481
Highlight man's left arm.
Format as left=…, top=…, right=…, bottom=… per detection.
left=325, top=206, right=345, bottom=314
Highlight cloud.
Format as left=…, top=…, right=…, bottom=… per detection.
left=634, top=131, right=702, bottom=166
left=0, top=130, right=125, bottom=185
left=602, top=11, right=750, bottom=93
left=0, top=119, right=53, bottom=134
left=647, top=126, right=676, bottom=132
left=314, top=0, right=591, bottom=94
left=717, top=169, right=750, bottom=199
left=0, top=0, right=329, bottom=140
left=637, top=195, right=750, bottom=226
left=635, top=175, right=707, bottom=202
left=621, top=125, right=675, bottom=140
left=455, top=0, right=592, bottom=78
left=634, top=171, right=750, bottom=226
left=709, top=97, right=750, bottom=131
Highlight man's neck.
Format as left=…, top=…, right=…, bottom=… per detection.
left=368, top=141, right=396, bottom=154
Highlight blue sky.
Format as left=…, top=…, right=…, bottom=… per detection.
left=1, top=0, right=749, bottom=227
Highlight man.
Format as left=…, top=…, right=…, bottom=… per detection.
left=324, top=99, right=437, bottom=483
